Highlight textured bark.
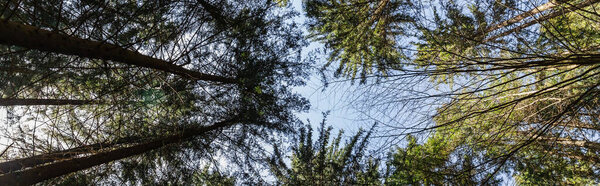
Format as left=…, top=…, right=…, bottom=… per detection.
left=484, top=1, right=559, bottom=33
left=485, top=0, right=600, bottom=42
left=0, top=142, right=113, bottom=174
left=0, top=137, right=139, bottom=174
left=0, top=67, right=31, bottom=73
left=0, top=20, right=236, bottom=84
left=0, top=98, right=98, bottom=106
left=0, top=118, right=237, bottom=186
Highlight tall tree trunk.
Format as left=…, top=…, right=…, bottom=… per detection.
left=0, top=67, right=31, bottom=73
left=0, top=118, right=237, bottom=186
left=485, top=0, right=600, bottom=42
left=484, top=1, right=560, bottom=33
left=0, top=20, right=236, bottom=84
left=0, top=98, right=98, bottom=106
left=0, top=136, right=139, bottom=174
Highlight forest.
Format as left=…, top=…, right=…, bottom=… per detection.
left=0, top=0, right=599, bottom=185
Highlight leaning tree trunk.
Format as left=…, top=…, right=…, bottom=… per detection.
left=484, top=0, right=600, bottom=42
left=0, top=118, right=237, bottom=186
left=0, top=98, right=99, bottom=106
left=0, top=136, right=140, bottom=174
left=0, top=20, right=236, bottom=84
left=484, top=0, right=560, bottom=34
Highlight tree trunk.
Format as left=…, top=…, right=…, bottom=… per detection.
left=0, top=20, right=236, bottom=84
left=0, top=118, right=237, bottom=186
left=485, top=0, right=600, bottom=42
left=0, top=137, right=139, bottom=174
left=0, top=67, right=31, bottom=73
left=0, top=98, right=98, bottom=106
left=484, top=1, right=560, bottom=33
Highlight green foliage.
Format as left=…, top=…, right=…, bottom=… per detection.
left=513, top=147, right=599, bottom=185
left=413, top=1, right=502, bottom=87
left=192, top=166, right=236, bottom=186
left=409, top=1, right=600, bottom=183
left=298, top=0, right=600, bottom=184
left=304, top=0, right=413, bottom=82
left=0, top=0, right=309, bottom=184
left=270, top=116, right=381, bottom=185
left=386, top=135, right=449, bottom=185
left=386, top=134, right=500, bottom=185
left=540, top=3, right=600, bottom=52
left=5, top=0, right=600, bottom=184
left=275, top=0, right=289, bottom=7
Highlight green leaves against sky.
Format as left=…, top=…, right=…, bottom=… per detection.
left=1, top=0, right=600, bottom=185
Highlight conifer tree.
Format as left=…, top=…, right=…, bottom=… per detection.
left=270, top=116, right=381, bottom=185
left=0, top=0, right=308, bottom=184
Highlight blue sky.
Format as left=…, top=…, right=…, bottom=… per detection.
left=290, top=0, right=371, bottom=135
left=288, top=0, right=518, bottom=184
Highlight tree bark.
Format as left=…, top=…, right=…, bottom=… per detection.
left=485, top=0, right=600, bottom=42
left=484, top=1, right=560, bottom=33
left=0, top=137, right=139, bottom=174
left=0, top=98, right=98, bottom=106
left=0, top=142, right=112, bottom=174
left=0, top=67, right=31, bottom=73
left=0, top=118, right=237, bottom=186
left=0, top=20, right=237, bottom=84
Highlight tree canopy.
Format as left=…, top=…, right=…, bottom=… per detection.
left=1, top=0, right=600, bottom=184
left=0, top=0, right=308, bottom=184
left=304, top=0, right=600, bottom=184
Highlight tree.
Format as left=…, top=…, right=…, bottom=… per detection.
left=303, top=0, right=600, bottom=183
left=270, top=116, right=381, bottom=185
left=304, top=0, right=414, bottom=81
left=421, top=1, right=600, bottom=183
left=412, top=1, right=600, bottom=183
left=0, top=0, right=308, bottom=184
left=0, top=20, right=236, bottom=83
left=0, top=98, right=97, bottom=106
left=0, top=117, right=237, bottom=185
left=386, top=134, right=501, bottom=185
left=0, top=136, right=137, bottom=174
left=190, top=166, right=236, bottom=186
